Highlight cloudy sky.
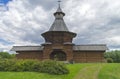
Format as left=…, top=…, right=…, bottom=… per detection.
left=0, top=0, right=120, bottom=52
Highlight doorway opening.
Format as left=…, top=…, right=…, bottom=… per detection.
left=50, top=50, right=66, bottom=61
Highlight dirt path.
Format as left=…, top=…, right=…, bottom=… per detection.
left=73, top=64, right=103, bottom=79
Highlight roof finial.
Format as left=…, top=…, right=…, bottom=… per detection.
left=55, top=0, right=65, bottom=15
left=58, top=0, right=61, bottom=7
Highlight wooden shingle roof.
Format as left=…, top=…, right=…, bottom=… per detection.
left=73, top=44, right=108, bottom=51
left=49, top=3, right=69, bottom=32
left=11, top=46, right=44, bottom=51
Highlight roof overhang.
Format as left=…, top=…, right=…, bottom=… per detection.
left=73, top=44, right=108, bottom=51
left=42, top=31, right=77, bottom=38
left=11, top=46, right=44, bottom=51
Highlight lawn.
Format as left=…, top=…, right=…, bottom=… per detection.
left=0, top=63, right=120, bottom=79
left=98, top=63, right=120, bottom=79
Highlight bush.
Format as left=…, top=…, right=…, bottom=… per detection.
left=0, top=59, right=16, bottom=71
left=0, top=59, right=69, bottom=75
left=106, top=58, right=113, bottom=63
left=104, top=50, right=120, bottom=63
left=40, top=60, right=69, bottom=75
left=20, top=60, right=39, bottom=71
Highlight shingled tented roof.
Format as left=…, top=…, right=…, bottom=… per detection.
left=11, top=46, right=44, bottom=51
left=49, top=19, right=68, bottom=31
left=49, top=4, right=69, bottom=32
left=73, top=44, right=108, bottom=51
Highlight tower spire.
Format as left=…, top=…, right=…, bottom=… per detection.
left=58, top=0, right=61, bottom=7
left=55, top=0, right=64, bottom=14
left=49, top=0, right=68, bottom=31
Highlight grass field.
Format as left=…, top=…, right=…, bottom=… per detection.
left=0, top=63, right=120, bottom=79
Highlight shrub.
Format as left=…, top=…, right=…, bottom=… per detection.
left=0, top=59, right=16, bottom=71
left=0, top=59, right=69, bottom=75
left=40, top=60, right=69, bottom=75
left=11, top=59, right=40, bottom=72
left=21, top=60, right=38, bottom=71
left=11, top=60, right=24, bottom=71
left=104, top=50, right=120, bottom=63
left=106, top=58, right=113, bottom=63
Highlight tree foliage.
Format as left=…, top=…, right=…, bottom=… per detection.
left=0, top=52, right=15, bottom=59
left=104, top=50, right=120, bottom=63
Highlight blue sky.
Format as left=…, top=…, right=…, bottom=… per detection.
left=0, top=0, right=12, bottom=4
left=0, top=0, right=12, bottom=11
left=0, top=38, right=13, bottom=45
left=0, top=0, right=120, bottom=52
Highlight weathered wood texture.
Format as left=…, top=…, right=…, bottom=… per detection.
left=16, top=51, right=43, bottom=60
left=73, top=51, right=105, bottom=63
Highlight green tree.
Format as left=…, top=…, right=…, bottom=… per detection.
left=0, top=52, right=15, bottom=59
left=104, top=50, right=120, bottom=63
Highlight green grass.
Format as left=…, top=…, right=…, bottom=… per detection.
left=98, top=63, right=120, bottom=79
left=73, top=64, right=103, bottom=79
left=0, top=63, right=120, bottom=79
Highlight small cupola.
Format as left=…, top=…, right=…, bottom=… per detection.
left=49, top=0, right=69, bottom=31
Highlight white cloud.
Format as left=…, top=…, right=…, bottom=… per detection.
left=63, top=0, right=120, bottom=49
left=0, top=0, right=120, bottom=52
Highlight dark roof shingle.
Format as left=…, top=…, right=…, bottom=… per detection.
left=73, top=44, right=108, bottom=51
left=11, top=46, right=44, bottom=51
